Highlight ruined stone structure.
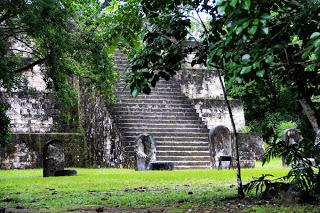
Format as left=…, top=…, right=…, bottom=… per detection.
left=110, top=52, right=263, bottom=169
left=134, top=134, right=157, bottom=170
left=0, top=51, right=264, bottom=169
left=43, top=139, right=65, bottom=177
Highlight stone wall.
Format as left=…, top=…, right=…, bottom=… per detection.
left=238, top=133, right=265, bottom=161
left=78, top=82, right=122, bottom=168
left=0, top=133, right=86, bottom=169
left=177, top=68, right=224, bottom=99
left=1, top=91, right=59, bottom=133
left=229, top=133, right=265, bottom=168
left=0, top=67, right=62, bottom=133
left=176, top=68, right=246, bottom=131
left=0, top=67, right=121, bottom=168
left=192, top=99, right=245, bottom=132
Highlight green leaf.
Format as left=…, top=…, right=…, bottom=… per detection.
left=265, top=55, right=274, bottom=64
left=262, top=27, right=269, bottom=35
left=217, top=4, right=227, bottom=15
left=216, top=0, right=224, bottom=6
left=240, top=66, right=252, bottom=75
left=256, top=70, right=265, bottom=77
left=248, top=25, right=258, bottom=35
left=241, top=0, right=251, bottom=10
left=241, top=54, right=250, bottom=61
left=302, top=45, right=313, bottom=59
left=131, top=88, right=139, bottom=97
left=236, top=26, right=243, bottom=35
left=310, top=32, right=320, bottom=39
left=253, top=19, right=259, bottom=25
left=235, top=77, right=243, bottom=83
left=253, top=62, right=260, bottom=69
left=242, top=20, right=250, bottom=29
left=230, top=0, right=238, bottom=7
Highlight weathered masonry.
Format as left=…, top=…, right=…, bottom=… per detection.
left=0, top=51, right=264, bottom=169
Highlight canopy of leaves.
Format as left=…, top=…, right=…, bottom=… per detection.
left=0, top=0, right=145, bottom=145
left=122, top=0, right=320, bottom=140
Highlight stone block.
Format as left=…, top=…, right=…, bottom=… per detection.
left=43, top=139, right=65, bottom=177
left=150, top=162, right=174, bottom=170
left=134, top=134, right=156, bottom=171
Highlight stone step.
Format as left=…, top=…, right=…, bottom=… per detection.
left=117, top=78, right=177, bottom=84
left=113, top=107, right=196, bottom=113
left=116, top=87, right=181, bottom=93
left=116, top=85, right=180, bottom=90
left=114, top=115, right=202, bottom=121
left=156, top=156, right=211, bottom=161
left=117, top=78, right=180, bottom=84
left=115, top=68, right=129, bottom=73
left=124, top=141, right=209, bottom=147
left=116, top=85, right=181, bottom=91
left=116, top=99, right=190, bottom=104
left=123, top=145, right=209, bottom=153
left=122, top=132, right=208, bottom=137
left=114, top=59, right=129, bottom=63
left=156, top=151, right=210, bottom=156
left=115, top=94, right=188, bottom=99
left=116, top=82, right=180, bottom=87
left=113, top=111, right=199, bottom=117
left=156, top=141, right=209, bottom=146
left=118, top=127, right=208, bottom=133
left=116, top=63, right=131, bottom=68
left=114, top=103, right=195, bottom=109
left=116, top=91, right=184, bottom=96
left=155, top=161, right=211, bottom=167
left=157, top=146, right=209, bottom=151
left=118, top=123, right=205, bottom=128
left=174, top=165, right=212, bottom=169
left=116, top=119, right=204, bottom=124
left=122, top=136, right=208, bottom=143
left=156, top=136, right=208, bottom=141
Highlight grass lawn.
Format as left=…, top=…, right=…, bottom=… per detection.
left=0, top=159, right=319, bottom=212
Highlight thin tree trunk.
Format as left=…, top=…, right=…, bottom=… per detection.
left=216, top=69, right=245, bottom=198
left=299, top=97, right=319, bottom=134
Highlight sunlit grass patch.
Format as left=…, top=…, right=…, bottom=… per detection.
left=0, top=159, right=306, bottom=212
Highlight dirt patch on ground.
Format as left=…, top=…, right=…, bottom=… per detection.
left=1, top=197, right=319, bottom=213
left=1, top=207, right=165, bottom=213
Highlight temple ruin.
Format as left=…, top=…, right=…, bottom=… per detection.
left=0, top=51, right=264, bottom=169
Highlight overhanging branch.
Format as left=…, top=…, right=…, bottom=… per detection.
left=14, top=57, right=47, bottom=73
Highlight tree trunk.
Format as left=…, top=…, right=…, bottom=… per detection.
left=216, top=69, right=245, bottom=198
left=299, top=97, right=320, bottom=134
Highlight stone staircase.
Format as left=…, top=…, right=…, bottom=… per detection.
left=110, top=52, right=212, bottom=169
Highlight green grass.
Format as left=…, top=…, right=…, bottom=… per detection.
left=0, top=159, right=317, bottom=212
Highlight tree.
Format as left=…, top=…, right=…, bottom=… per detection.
left=117, top=0, right=320, bottom=197
left=0, top=0, right=124, bottom=147
left=120, top=0, right=246, bottom=197
left=125, top=0, right=320, bottom=133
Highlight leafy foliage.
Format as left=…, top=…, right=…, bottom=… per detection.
left=105, top=0, right=320, bottom=150
left=0, top=0, right=139, bottom=145
left=244, top=174, right=276, bottom=195
left=245, top=130, right=320, bottom=197
left=0, top=102, right=10, bottom=147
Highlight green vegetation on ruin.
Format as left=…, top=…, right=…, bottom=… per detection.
left=1, top=159, right=319, bottom=212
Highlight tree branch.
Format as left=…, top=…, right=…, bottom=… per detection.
left=195, top=9, right=209, bottom=35
left=14, top=57, right=47, bottom=73
left=0, top=11, right=10, bottom=23
left=8, top=48, right=34, bottom=55
left=12, top=36, right=42, bottom=57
